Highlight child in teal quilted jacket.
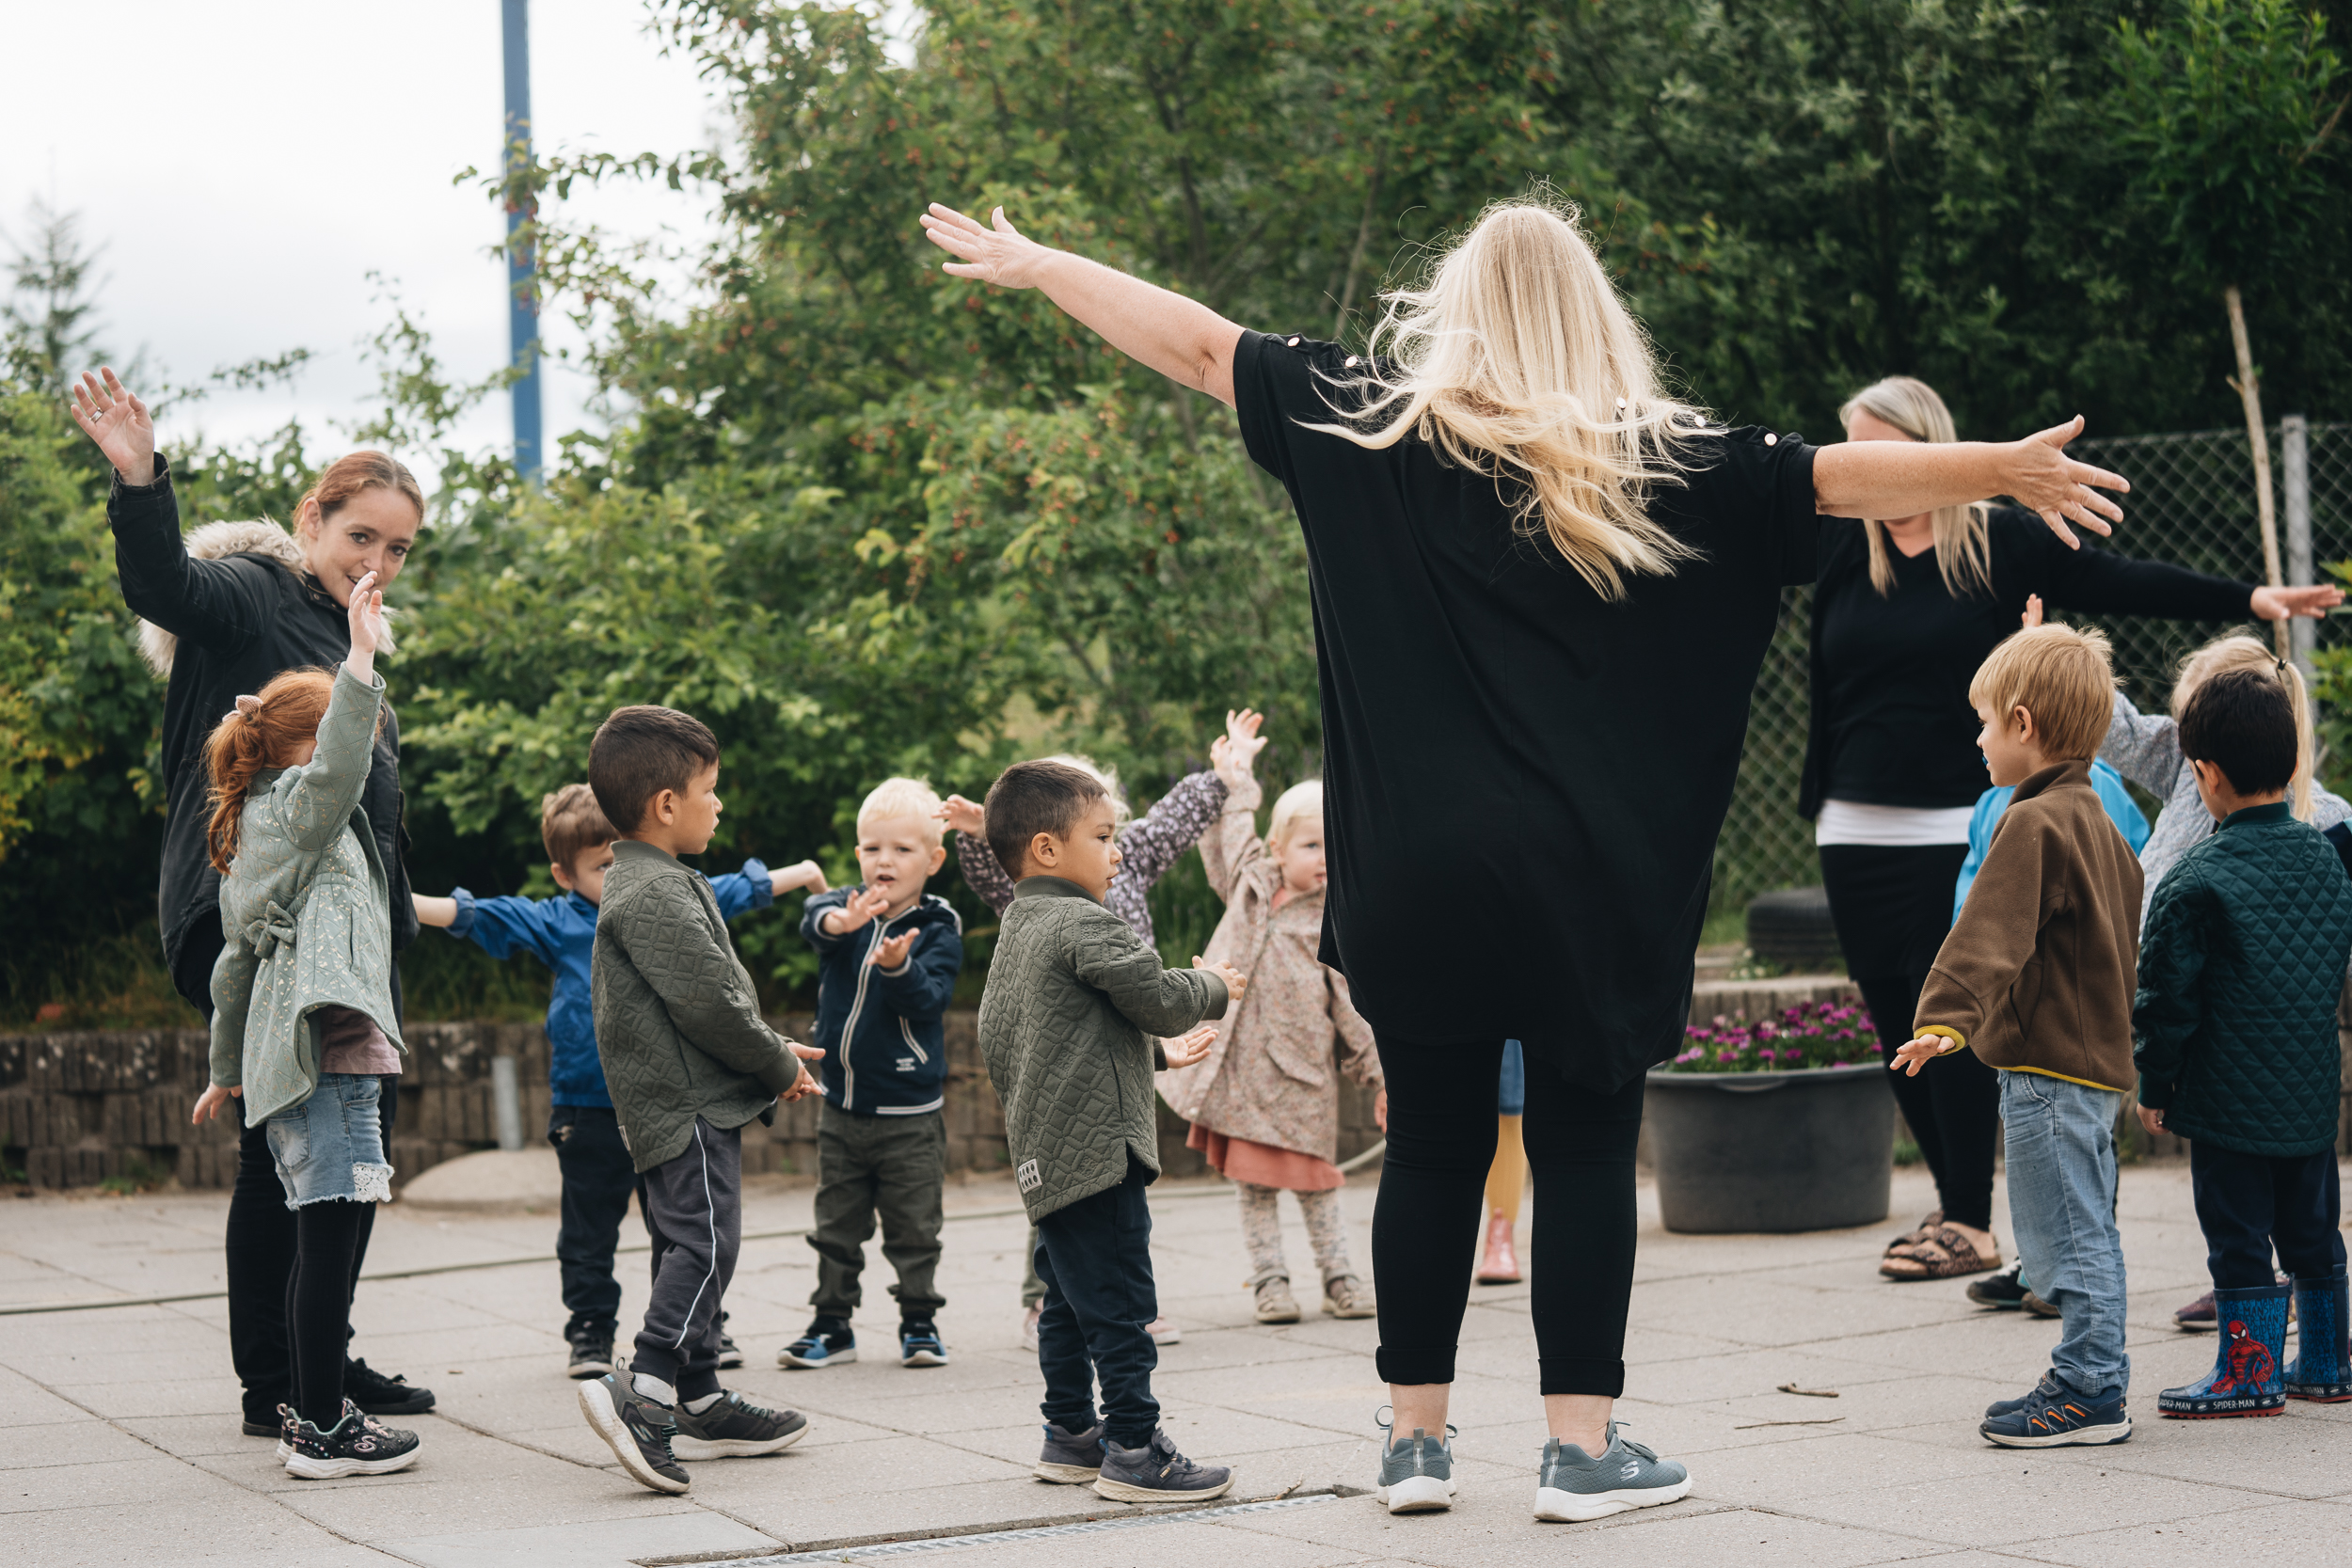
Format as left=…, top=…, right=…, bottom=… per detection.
left=2134, top=668, right=2352, bottom=1415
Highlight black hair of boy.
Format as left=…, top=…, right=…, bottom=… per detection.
left=2178, top=668, right=2297, bottom=797
left=589, top=705, right=720, bottom=834
left=983, top=760, right=1108, bottom=875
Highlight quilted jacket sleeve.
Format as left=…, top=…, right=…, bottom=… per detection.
left=276, top=666, right=386, bottom=853
left=610, top=877, right=799, bottom=1094
left=2132, top=864, right=2212, bottom=1111
left=1072, top=907, right=1229, bottom=1036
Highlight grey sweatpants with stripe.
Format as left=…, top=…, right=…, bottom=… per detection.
left=631, top=1117, right=741, bottom=1402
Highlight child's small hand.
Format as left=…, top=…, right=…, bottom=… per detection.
left=782, top=1042, right=826, bottom=1101
left=191, top=1084, right=242, bottom=1125
left=870, top=927, right=922, bottom=970
left=1375, top=1088, right=1388, bottom=1132
left=823, top=887, right=892, bottom=935
left=1161, top=1024, right=1216, bottom=1069
left=1891, top=1035, right=1951, bottom=1077
left=936, top=795, right=986, bottom=837
left=345, top=570, right=390, bottom=657
left=1196, top=956, right=1248, bottom=1001
left=2136, top=1102, right=2167, bottom=1137
left=773, top=859, right=829, bottom=897
left=2021, top=594, right=2044, bottom=630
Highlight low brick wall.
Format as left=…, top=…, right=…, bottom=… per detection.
left=0, top=1012, right=1386, bottom=1192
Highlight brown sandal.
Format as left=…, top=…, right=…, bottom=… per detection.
left=1883, top=1209, right=1944, bottom=1259
left=1880, top=1225, right=2000, bottom=1281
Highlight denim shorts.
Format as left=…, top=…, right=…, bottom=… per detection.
left=267, top=1071, right=394, bottom=1210
left=1498, top=1038, right=1526, bottom=1117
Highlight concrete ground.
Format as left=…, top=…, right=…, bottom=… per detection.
left=1, top=1162, right=2345, bottom=1568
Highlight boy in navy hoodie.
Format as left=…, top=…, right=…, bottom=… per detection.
left=782, top=776, right=965, bottom=1370
left=414, top=784, right=827, bottom=1377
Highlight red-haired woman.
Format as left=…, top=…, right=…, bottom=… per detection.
left=71, top=368, right=436, bottom=1440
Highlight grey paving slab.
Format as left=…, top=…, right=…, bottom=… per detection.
left=904, top=1509, right=1376, bottom=1568
left=0, top=1414, right=162, bottom=1469
left=1784, top=1462, right=2270, bottom=1549
left=1995, top=1498, right=2352, bottom=1567
left=2084, top=1409, right=2352, bottom=1500
left=380, top=1510, right=754, bottom=1568
left=0, top=1449, right=243, bottom=1514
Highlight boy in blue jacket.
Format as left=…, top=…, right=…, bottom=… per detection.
left=414, top=784, right=826, bottom=1377
left=781, top=777, right=966, bottom=1371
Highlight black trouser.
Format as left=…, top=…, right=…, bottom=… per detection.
left=632, top=1117, right=742, bottom=1403
left=177, top=909, right=398, bottom=1421
left=549, top=1104, right=638, bottom=1336
left=286, top=1199, right=370, bottom=1427
left=1033, top=1155, right=1160, bottom=1447
left=1371, top=1034, right=1645, bottom=1397
left=2191, top=1141, right=2348, bottom=1290
left=1820, top=842, right=2000, bottom=1233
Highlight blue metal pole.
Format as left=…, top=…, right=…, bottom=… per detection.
left=501, top=0, right=542, bottom=479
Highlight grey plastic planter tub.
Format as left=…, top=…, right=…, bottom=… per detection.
left=1645, top=1063, right=1897, bottom=1234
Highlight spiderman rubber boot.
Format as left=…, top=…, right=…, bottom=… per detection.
left=2159, top=1282, right=2289, bottom=1418
left=2283, top=1274, right=2352, bottom=1402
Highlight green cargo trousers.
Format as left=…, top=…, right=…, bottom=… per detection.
left=808, top=1101, right=947, bottom=1319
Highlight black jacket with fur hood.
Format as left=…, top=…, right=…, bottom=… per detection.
left=111, top=457, right=416, bottom=998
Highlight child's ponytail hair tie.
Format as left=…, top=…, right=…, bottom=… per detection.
left=220, top=693, right=264, bottom=724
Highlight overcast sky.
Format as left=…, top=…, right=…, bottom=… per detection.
left=2, top=1, right=912, bottom=480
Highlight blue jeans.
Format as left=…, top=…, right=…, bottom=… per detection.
left=2000, top=1070, right=2129, bottom=1399
left=266, top=1072, right=393, bottom=1210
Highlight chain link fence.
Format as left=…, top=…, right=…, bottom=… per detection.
left=1714, top=419, right=2352, bottom=915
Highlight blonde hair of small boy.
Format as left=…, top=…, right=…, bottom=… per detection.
left=1967, top=625, right=2117, bottom=762
left=1268, top=780, right=1323, bottom=847
left=2170, top=633, right=2316, bottom=820
left=860, top=776, right=946, bottom=843
left=1042, top=752, right=1131, bottom=826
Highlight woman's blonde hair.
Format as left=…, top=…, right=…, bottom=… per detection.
left=2169, top=634, right=2316, bottom=819
left=1837, top=376, right=1994, bottom=598
left=1315, top=198, right=1703, bottom=600
left=1267, top=780, right=1323, bottom=847
left=1043, top=753, right=1129, bottom=826
left=202, top=668, right=340, bottom=873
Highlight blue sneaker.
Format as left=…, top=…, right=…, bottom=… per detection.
left=778, top=1316, right=856, bottom=1370
left=1980, top=1374, right=2131, bottom=1447
left=1534, top=1423, right=1692, bottom=1522
left=899, top=1320, right=949, bottom=1368
left=1375, top=1412, right=1456, bottom=1514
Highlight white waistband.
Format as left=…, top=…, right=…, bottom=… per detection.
left=1815, top=799, right=1976, bottom=847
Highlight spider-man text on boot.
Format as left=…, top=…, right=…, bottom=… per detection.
left=2160, top=1283, right=2290, bottom=1418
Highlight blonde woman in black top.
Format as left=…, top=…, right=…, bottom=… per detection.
left=922, top=196, right=2131, bottom=1520
left=1806, top=376, right=2340, bottom=1285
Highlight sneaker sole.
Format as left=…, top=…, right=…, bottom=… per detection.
left=1534, top=1476, right=1692, bottom=1521
left=1150, top=1328, right=1184, bottom=1346
left=578, top=1380, right=691, bottom=1495
left=673, top=1423, right=809, bottom=1460
left=1254, top=1308, right=1302, bottom=1324
left=1982, top=1418, right=2134, bottom=1446
left=779, top=1348, right=857, bottom=1370
left=1035, top=1461, right=1102, bottom=1483
left=1092, top=1472, right=1236, bottom=1504
left=284, top=1448, right=420, bottom=1479
left=2158, top=1403, right=2284, bottom=1419
left=902, top=1352, right=950, bottom=1367
left=567, top=1359, right=615, bottom=1380
left=717, top=1353, right=744, bottom=1370
left=1377, top=1474, right=1457, bottom=1513
left=1323, top=1303, right=1376, bottom=1320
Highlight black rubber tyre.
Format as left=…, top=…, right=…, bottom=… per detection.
left=1746, top=886, right=1841, bottom=971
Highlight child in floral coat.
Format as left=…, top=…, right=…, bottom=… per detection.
left=1156, top=723, right=1385, bottom=1323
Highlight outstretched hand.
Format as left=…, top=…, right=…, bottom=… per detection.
left=783, top=1041, right=826, bottom=1102
left=1213, top=707, right=1267, bottom=784
left=2021, top=594, right=2043, bottom=630
left=70, top=367, right=156, bottom=486
left=870, top=927, right=922, bottom=971
left=2251, top=584, right=2344, bottom=621
left=1890, top=1035, right=1951, bottom=1077
left=919, top=204, right=1051, bottom=290
left=1161, top=1023, right=1217, bottom=1069
left=1196, top=956, right=1248, bottom=1002
left=824, top=887, right=893, bottom=936
left=935, top=795, right=986, bottom=837
left=2004, top=418, right=2128, bottom=549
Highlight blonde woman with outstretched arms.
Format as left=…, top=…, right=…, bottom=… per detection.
left=921, top=197, right=2132, bottom=1522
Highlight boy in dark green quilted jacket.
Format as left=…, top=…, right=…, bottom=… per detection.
left=2135, top=668, right=2352, bottom=1415
left=977, top=759, right=1245, bottom=1502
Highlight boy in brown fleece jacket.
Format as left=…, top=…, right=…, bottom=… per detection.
left=1894, top=625, right=2142, bottom=1449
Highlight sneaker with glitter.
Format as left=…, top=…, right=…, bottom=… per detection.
left=280, top=1399, right=421, bottom=1479
left=1375, top=1415, right=1456, bottom=1514
left=1533, top=1424, right=1692, bottom=1522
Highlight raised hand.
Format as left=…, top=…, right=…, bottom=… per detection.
left=823, top=887, right=894, bottom=936
left=935, top=795, right=986, bottom=837
left=1161, top=1024, right=1217, bottom=1069
left=918, top=203, right=1051, bottom=290
left=869, top=927, right=922, bottom=971
left=1223, top=707, right=1266, bottom=768
left=2020, top=594, right=2043, bottom=630
left=2003, top=418, right=2128, bottom=548
left=70, top=367, right=156, bottom=485
left=1196, top=955, right=1248, bottom=1002
left=2250, top=584, right=2344, bottom=621
left=342, top=570, right=390, bottom=684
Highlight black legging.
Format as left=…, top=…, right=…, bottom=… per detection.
left=1372, top=1035, right=1645, bottom=1397
left=287, top=1199, right=371, bottom=1427
left=1820, top=843, right=2000, bottom=1234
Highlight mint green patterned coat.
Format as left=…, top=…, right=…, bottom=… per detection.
left=208, top=665, right=405, bottom=1124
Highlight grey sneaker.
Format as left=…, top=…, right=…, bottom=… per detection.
left=1534, top=1423, right=1691, bottom=1522
left=578, top=1374, right=691, bottom=1495
left=1035, top=1419, right=1104, bottom=1483
left=1375, top=1416, right=1456, bottom=1513
left=1092, top=1429, right=1234, bottom=1502
left=672, top=1389, right=809, bottom=1459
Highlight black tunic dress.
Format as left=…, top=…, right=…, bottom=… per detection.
left=1233, top=330, right=1820, bottom=1091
